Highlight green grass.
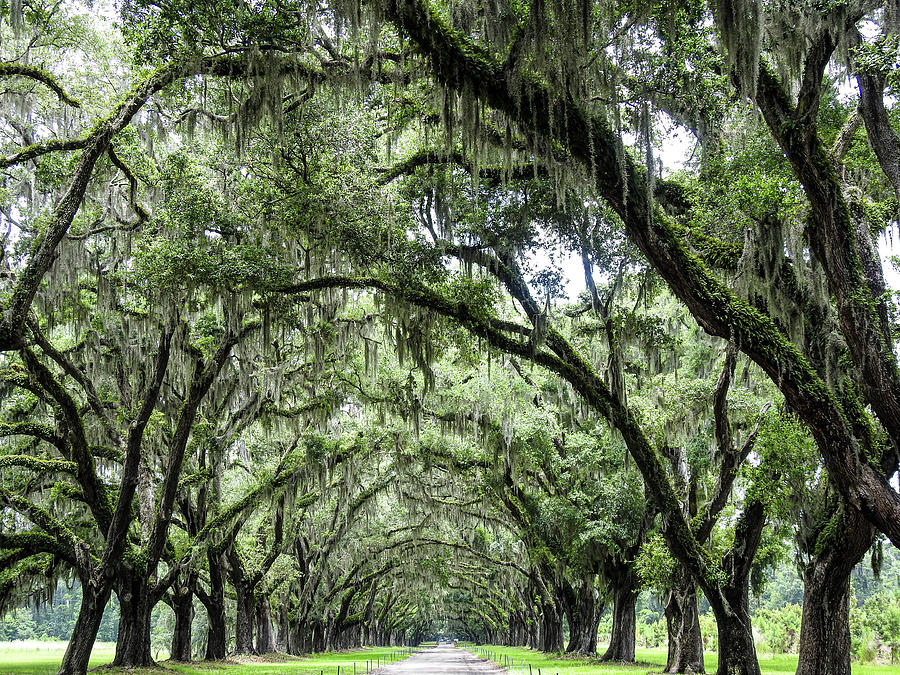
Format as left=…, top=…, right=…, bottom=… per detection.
left=0, top=641, right=117, bottom=674
left=467, top=644, right=900, bottom=674
left=0, top=642, right=414, bottom=675
left=5, top=641, right=900, bottom=675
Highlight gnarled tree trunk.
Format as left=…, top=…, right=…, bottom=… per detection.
left=796, top=507, right=874, bottom=675
left=112, top=572, right=155, bottom=668
left=665, top=573, right=704, bottom=674
left=232, top=577, right=256, bottom=655
left=57, top=581, right=112, bottom=675
left=170, top=572, right=196, bottom=661
left=201, top=551, right=227, bottom=660
left=602, top=577, right=637, bottom=662
left=708, top=499, right=766, bottom=675
left=256, top=597, right=276, bottom=654
left=713, top=602, right=759, bottom=675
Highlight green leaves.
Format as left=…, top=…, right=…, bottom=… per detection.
left=854, top=34, right=900, bottom=92
left=635, top=531, right=678, bottom=587
left=132, top=236, right=292, bottom=294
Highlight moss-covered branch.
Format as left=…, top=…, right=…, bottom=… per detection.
left=0, top=530, right=78, bottom=568
left=0, top=62, right=80, bottom=106
left=0, top=138, right=88, bottom=169
left=28, top=319, right=121, bottom=448
left=0, top=454, right=76, bottom=473
left=0, top=422, right=66, bottom=451
left=99, top=325, right=173, bottom=578
left=0, top=491, right=81, bottom=562
left=378, top=0, right=900, bottom=550
left=376, top=147, right=546, bottom=186
left=0, top=54, right=324, bottom=352
left=194, top=476, right=316, bottom=552
left=20, top=349, right=113, bottom=534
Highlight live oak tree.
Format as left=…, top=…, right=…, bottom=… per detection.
left=2, top=1, right=900, bottom=674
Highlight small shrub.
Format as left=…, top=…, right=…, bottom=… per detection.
left=636, top=616, right=667, bottom=648
left=699, top=612, right=718, bottom=652
left=756, top=603, right=801, bottom=654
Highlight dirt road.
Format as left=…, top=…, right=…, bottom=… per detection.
left=375, top=644, right=504, bottom=674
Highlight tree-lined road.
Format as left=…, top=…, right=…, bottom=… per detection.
left=377, top=646, right=504, bottom=674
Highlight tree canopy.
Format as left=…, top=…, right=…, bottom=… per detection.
left=0, top=1, right=899, bottom=675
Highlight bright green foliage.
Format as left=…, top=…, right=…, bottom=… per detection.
left=756, top=604, right=802, bottom=655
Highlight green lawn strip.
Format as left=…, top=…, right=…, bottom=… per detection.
left=0, top=643, right=416, bottom=675
left=167, top=647, right=415, bottom=675
left=0, top=641, right=117, bottom=675
left=468, top=645, right=900, bottom=675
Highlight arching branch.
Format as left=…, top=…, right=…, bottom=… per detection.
left=378, top=0, right=900, bottom=549
left=0, top=62, right=80, bottom=107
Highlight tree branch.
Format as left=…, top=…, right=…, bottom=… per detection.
left=0, top=62, right=80, bottom=106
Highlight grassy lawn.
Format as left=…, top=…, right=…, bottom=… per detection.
left=0, top=642, right=414, bottom=675
left=467, top=644, right=900, bottom=674
left=4, top=641, right=900, bottom=675
left=0, top=642, right=117, bottom=674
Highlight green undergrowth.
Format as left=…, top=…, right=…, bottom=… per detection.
left=0, top=641, right=415, bottom=675
left=466, top=644, right=900, bottom=674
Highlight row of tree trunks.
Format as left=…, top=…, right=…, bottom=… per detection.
left=65, top=522, right=867, bottom=673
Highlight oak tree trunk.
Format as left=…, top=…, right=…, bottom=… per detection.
left=566, top=576, right=601, bottom=655
left=538, top=599, right=564, bottom=652
left=233, top=579, right=256, bottom=655
left=665, top=573, right=704, bottom=674
left=713, top=604, right=760, bottom=675
left=204, top=552, right=227, bottom=660
left=602, top=581, right=637, bottom=662
left=112, top=573, right=155, bottom=668
left=57, top=581, right=112, bottom=675
left=170, top=585, right=194, bottom=661
left=256, top=598, right=276, bottom=654
left=796, top=508, right=874, bottom=675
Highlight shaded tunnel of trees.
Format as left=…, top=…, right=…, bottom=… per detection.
left=1, top=1, right=900, bottom=675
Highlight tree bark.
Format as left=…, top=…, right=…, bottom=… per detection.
left=201, top=551, right=227, bottom=660
left=707, top=499, right=766, bottom=675
left=796, top=507, right=874, bottom=675
left=57, top=581, right=112, bottom=675
left=233, top=578, right=256, bottom=655
left=602, top=578, right=637, bottom=662
left=566, top=575, right=601, bottom=655
left=714, top=610, right=759, bottom=675
left=256, top=597, right=276, bottom=654
left=170, top=573, right=195, bottom=662
left=312, top=620, right=326, bottom=653
left=665, top=573, right=704, bottom=674
left=538, top=599, right=564, bottom=652
left=276, top=603, right=291, bottom=653
left=112, top=572, right=155, bottom=668
left=526, top=601, right=539, bottom=649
